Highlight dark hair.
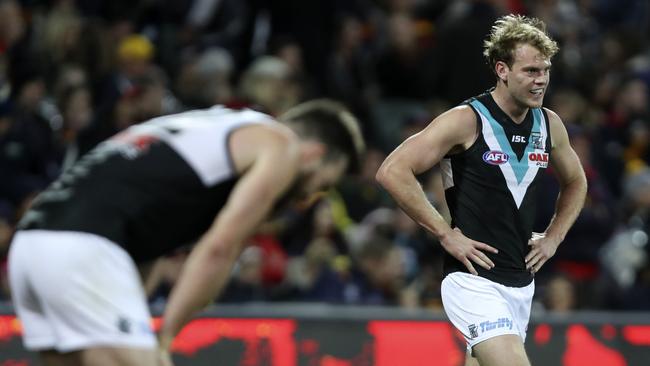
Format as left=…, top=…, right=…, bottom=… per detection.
left=279, top=99, right=365, bottom=173
left=355, top=234, right=395, bottom=261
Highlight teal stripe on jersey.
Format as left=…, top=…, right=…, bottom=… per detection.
left=470, top=100, right=541, bottom=184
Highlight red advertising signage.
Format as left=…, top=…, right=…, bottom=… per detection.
left=1, top=316, right=649, bottom=365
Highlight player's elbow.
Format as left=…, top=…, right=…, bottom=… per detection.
left=375, top=161, right=389, bottom=187
left=376, top=159, right=401, bottom=190
left=562, top=169, right=588, bottom=202
left=572, top=167, right=588, bottom=192
left=201, top=238, right=244, bottom=268
left=579, top=171, right=588, bottom=196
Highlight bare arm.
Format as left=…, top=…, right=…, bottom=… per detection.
left=376, top=106, right=498, bottom=275
left=525, top=109, right=588, bottom=273
left=159, top=128, right=299, bottom=346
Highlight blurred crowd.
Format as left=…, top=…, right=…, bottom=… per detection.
left=1, top=0, right=650, bottom=313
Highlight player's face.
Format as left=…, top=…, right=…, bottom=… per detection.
left=269, top=156, right=348, bottom=214
left=298, top=156, right=348, bottom=204
left=307, top=156, right=348, bottom=193
left=505, top=43, right=551, bottom=109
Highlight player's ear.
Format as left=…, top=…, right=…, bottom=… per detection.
left=301, top=141, right=326, bottom=163
left=495, top=61, right=509, bottom=83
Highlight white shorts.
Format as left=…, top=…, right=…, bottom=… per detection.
left=441, top=272, right=534, bottom=351
left=8, top=230, right=156, bottom=352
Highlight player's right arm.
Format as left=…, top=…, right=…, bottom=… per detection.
left=158, top=124, right=300, bottom=350
left=376, top=106, right=498, bottom=275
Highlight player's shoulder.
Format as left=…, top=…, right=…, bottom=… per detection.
left=541, top=107, right=563, bottom=125
left=541, top=107, right=568, bottom=132
left=415, top=105, right=478, bottom=149
left=236, top=121, right=298, bottom=151
left=541, top=107, right=569, bottom=149
left=434, top=104, right=476, bottom=124
left=429, top=104, right=478, bottom=134
left=229, top=120, right=300, bottom=172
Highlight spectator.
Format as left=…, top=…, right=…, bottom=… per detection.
left=236, top=55, right=300, bottom=115
left=175, top=47, right=235, bottom=108
left=541, top=274, right=578, bottom=313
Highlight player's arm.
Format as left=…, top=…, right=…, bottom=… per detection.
left=525, top=109, right=587, bottom=273
left=159, top=126, right=300, bottom=347
left=376, top=106, right=498, bottom=275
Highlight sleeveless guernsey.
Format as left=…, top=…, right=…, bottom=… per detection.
left=19, top=106, right=274, bottom=263
left=441, top=91, right=552, bottom=287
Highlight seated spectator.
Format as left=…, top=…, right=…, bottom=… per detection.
left=338, top=147, right=393, bottom=223
left=175, top=47, right=235, bottom=108
left=296, top=233, right=408, bottom=306
left=0, top=201, right=14, bottom=300
left=541, top=274, right=578, bottom=313
left=235, top=56, right=301, bottom=116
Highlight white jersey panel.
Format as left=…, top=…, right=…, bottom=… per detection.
left=127, top=106, right=274, bottom=186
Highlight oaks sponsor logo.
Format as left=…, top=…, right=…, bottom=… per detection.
left=528, top=151, right=549, bottom=168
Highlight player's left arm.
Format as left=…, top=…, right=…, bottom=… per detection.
left=525, top=109, right=588, bottom=273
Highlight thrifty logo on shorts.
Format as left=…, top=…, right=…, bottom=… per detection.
left=480, top=317, right=513, bottom=333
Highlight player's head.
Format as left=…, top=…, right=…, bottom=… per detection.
left=484, top=14, right=559, bottom=108
left=278, top=99, right=365, bottom=200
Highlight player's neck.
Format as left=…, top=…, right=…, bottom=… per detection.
left=490, top=86, right=528, bottom=124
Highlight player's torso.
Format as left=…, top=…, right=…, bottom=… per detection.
left=441, top=92, right=552, bottom=287
left=19, top=106, right=274, bottom=262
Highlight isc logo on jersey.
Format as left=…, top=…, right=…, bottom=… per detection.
left=528, top=152, right=549, bottom=168
left=482, top=150, right=509, bottom=165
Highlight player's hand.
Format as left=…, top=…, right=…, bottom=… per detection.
left=525, top=232, right=559, bottom=274
left=439, top=228, right=498, bottom=275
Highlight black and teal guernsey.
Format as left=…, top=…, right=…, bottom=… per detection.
left=440, top=91, right=552, bottom=287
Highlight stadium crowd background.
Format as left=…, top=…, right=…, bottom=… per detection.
left=0, top=0, right=649, bottom=314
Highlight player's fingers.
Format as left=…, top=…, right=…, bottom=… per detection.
left=532, top=257, right=547, bottom=273
left=469, top=252, right=493, bottom=270
left=463, top=258, right=478, bottom=276
left=525, top=249, right=538, bottom=264
left=472, top=250, right=495, bottom=269
left=475, top=241, right=499, bottom=254
left=526, top=252, right=543, bottom=270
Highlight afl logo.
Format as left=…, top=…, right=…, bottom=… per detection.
left=482, top=150, right=509, bottom=165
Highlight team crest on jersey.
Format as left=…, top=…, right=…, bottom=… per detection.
left=482, top=150, right=509, bottom=165
left=528, top=151, right=549, bottom=168
left=530, top=132, right=544, bottom=150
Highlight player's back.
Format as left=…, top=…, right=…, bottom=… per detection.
left=19, top=106, right=274, bottom=263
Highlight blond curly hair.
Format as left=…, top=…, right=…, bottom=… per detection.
left=483, top=14, right=559, bottom=75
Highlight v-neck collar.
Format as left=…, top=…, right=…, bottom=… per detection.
left=484, top=91, right=532, bottom=128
